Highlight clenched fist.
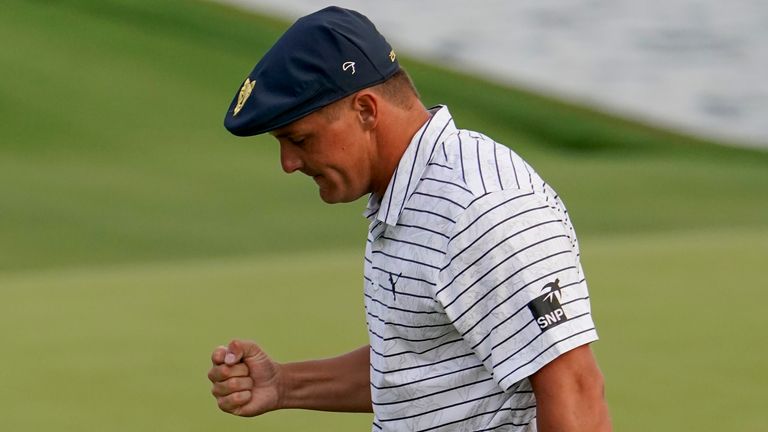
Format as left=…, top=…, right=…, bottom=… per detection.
left=207, top=340, right=283, bottom=417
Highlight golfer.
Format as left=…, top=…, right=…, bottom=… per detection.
left=208, top=6, right=611, bottom=431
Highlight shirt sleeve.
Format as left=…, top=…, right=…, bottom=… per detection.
left=435, top=189, right=598, bottom=390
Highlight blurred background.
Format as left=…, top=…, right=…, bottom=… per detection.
left=225, top=0, right=768, bottom=148
left=1, top=0, right=766, bottom=431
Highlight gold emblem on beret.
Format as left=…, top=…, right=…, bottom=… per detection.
left=233, top=78, right=255, bottom=116
left=389, top=49, right=396, bottom=62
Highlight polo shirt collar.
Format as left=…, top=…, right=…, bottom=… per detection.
left=364, top=105, right=457, bottom=230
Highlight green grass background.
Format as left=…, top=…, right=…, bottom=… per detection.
left=1, top=0, right=767, bottom=430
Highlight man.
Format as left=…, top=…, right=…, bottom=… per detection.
left=208, top=6, right=611, bottom=431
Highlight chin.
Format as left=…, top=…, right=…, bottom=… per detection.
left=319, top=194, right=348, bottom=204
left=318, top=189, right=340, bottom=204
left=319, top=189, right=362, bottom=204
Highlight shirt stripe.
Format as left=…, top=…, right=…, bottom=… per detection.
left=363, top=106, right=598, bottom=431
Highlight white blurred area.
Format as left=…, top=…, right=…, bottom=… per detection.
left=216, top=0, right=768, bottom=148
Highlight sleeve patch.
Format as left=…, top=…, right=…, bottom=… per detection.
left=527, top=278, right=570, bottom=331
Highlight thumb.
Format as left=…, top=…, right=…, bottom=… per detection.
left=225, top=339, right=261, bottom=365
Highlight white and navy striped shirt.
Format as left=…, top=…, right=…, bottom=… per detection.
left=363, top=106, right=598, bottom=431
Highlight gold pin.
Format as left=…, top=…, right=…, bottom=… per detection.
left=389, top=49, right=396, bottom=62
left=233, top=78, right=255, bottom=116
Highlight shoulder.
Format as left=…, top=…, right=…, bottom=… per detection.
left=434, top=129, right=549, bottom=197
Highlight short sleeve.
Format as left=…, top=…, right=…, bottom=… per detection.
left=435, top=189, right=598, bottom=390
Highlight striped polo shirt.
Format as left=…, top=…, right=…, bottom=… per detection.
left=363, top=106, right=598, bottom=431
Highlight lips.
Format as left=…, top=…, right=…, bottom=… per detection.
left=301, top=170, right=325, bottom=187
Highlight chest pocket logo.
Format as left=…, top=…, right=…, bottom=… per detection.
left=388, top=272, right=401, bottom=301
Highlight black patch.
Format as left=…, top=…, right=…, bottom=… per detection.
left=528, top=279, right=570, bottom=331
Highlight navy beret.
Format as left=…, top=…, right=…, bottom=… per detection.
left=224, top=6, right=400, bottom=136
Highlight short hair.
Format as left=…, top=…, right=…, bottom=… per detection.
left=369, top=68, right=420, bottom=108
left=319, top=68, right=419, bottom=121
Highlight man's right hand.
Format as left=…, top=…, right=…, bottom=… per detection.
left=208, top=340, right=283, bottom=417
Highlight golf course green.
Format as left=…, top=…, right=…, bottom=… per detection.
left=1, top=1, right=766, bottom=430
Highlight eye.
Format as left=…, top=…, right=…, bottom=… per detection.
left=289, top=136, right=306, bottom=146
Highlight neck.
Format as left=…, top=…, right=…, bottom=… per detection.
left=371, top=102, right=431, bottom=198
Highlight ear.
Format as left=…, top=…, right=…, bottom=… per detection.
left=352, top=91, right=379, bottom=131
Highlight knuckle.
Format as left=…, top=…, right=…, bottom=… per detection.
left=226, top=378, right=241, bottom=392
left=207, top=368, right=218, bottom=382
left=219, top=367, right=230, bottom=380
left=212, top=384, right=226, bottom=398
left=233, top=390, right=250, bottom=404
left=217, top=391, right=250, bottom=412
left=212, top=366, right=228, bottom=381
left=211, top=346, right=227, bottom=364
left=232, top=364, right=249, bottom=377
left=216, top=397, right=230, bottom=411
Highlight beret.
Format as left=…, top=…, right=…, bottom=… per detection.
left=224, top=6, right=400, bottom=136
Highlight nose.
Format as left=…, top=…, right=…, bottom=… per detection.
left=279, top=142, right=303, bottom=173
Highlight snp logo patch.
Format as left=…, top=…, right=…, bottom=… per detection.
left=528, top=279, right=570, bottom=331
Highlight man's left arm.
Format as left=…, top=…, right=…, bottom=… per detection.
left=529, top=344, right=612, bottom=432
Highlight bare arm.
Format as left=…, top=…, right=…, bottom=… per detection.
left=208, top=340, right=372, bottom=416
left=280, top=345, right=372, bottom=412
left=529, top=344, right=612, bottom=432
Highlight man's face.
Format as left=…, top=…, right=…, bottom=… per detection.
left=270, top=102, right=375, bottom=204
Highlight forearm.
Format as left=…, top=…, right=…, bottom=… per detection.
left=535, top=380, right=611, bottom=432
left=278, top=345, right=372, bottom=412
left=531, top=345, right=612, bottom=431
